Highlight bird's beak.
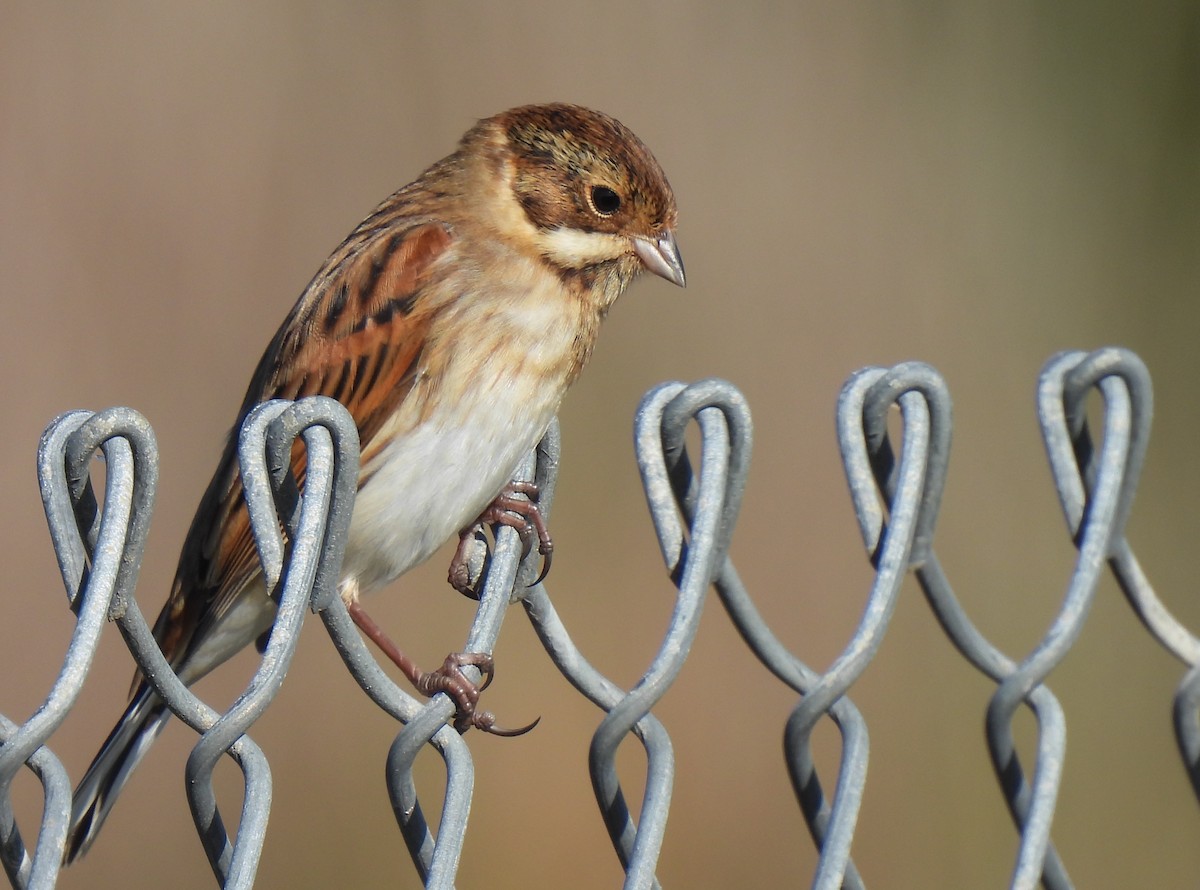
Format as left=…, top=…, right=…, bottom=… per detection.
left=634, top=231, right=686, bottom=288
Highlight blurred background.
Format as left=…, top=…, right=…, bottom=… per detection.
left=2, top=3, right=1199, bottom=888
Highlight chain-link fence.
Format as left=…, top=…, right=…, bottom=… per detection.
left=1, top=345, right=1193, bottom=889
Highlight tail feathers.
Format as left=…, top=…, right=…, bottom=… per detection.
left=63, top=686, right=171, bottom=864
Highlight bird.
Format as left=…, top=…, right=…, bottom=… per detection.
left=63, top=102, right=684, bottom=863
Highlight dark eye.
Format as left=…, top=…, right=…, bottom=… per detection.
left=589, top=185, right=622, bottom=216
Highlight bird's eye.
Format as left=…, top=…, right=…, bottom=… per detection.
left=589, top=185, right=622, bottom=216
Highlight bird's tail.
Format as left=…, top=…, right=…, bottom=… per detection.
left=63, top=684, right=171, bottom=864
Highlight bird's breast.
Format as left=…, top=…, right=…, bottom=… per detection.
left=340, top=264, right=590, bottom=596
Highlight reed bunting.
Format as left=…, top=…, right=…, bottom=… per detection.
left=65, top=102, right=684, bottom=862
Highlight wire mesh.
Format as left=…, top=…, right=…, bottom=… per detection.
left=1, top=346, right=1194, bottom=889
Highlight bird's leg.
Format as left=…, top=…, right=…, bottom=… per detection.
left=346, top=599, right=537, bottom=736
left=447, top=480, right=553, bottom=596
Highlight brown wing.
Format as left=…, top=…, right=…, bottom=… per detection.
left=150, top=220, right=453, bottom=671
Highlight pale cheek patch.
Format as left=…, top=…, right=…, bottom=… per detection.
left=536, top=226, right=626, bottom=269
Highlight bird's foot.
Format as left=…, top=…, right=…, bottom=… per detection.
left=416, top=652, right=539, bottom=736
left=348, top=600, right=537, bottom=736
left=448, top=481, right=553, bottom=596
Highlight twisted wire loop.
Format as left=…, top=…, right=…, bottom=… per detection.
left=180, top=396, right=360, bottom=886
left=1042, top=350, right=1200, bottom=795
left=779, top=362, right=942, bottom=890
left=977, top=347, right=1161, bottom=890
left=0, top=408, right=157, bottom=890
left=1037, top=352, right=1200, bottom=801
left=521, top=379, right=749, bottom=890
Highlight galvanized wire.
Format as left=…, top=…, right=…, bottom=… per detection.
left=2, top=399, right=361, bottom=889
left=184, top=397, right=361, bottom=886
left=824, top=347, right=1187, bottom=890
left=1, top=394, right=562, bottom=890
left=1, top=407, right=157, bottom=890
left=2, top=347, right=1197, bottom=889
left=367, top=425, right=558, bottom=888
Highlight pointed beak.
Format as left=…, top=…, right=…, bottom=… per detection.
left=633, top=231, right=686, bottom=288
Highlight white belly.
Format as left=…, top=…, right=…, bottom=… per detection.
left=339, top=379, right=558, bottom=596
left=335, top=248, right=590, bottom=599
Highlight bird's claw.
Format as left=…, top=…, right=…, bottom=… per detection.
left=448, top=481, right=553, bottom=597
left=471, top=713, right=542, bottom=737
left=416, top=651, right=536, bottom=736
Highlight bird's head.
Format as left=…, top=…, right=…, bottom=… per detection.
left=464, top=103, right=684, bottom=299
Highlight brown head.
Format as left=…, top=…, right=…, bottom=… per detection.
left=460, top=103, right=684, bottom=298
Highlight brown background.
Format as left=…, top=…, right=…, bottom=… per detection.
left=3, top=4, right=1199, bottom=888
